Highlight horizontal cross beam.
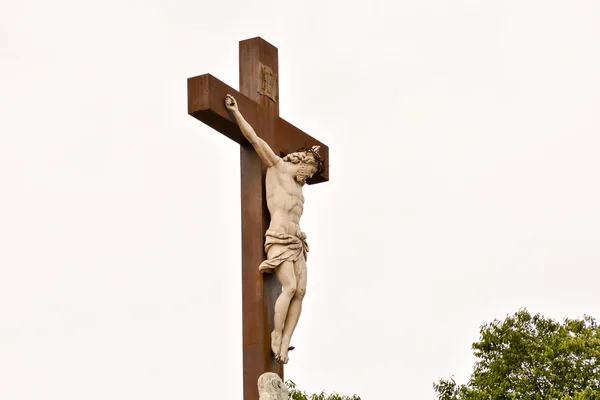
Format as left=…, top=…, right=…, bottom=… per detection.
left=187, top=73, right=329, bottom=184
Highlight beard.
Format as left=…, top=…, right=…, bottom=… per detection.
left=295, top=163, right=308, bottom=185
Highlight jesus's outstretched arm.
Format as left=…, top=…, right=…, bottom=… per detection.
left=225, top=94, right=280, bottom=167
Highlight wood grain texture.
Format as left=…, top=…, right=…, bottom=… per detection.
left=187, top=72, right=329, bottom=183
left=239, top=37, right=282, bottom=400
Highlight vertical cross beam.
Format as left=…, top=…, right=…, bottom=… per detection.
left=238, top=38, right=283, bottom=399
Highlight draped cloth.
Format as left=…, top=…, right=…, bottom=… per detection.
left=258, top=230, right=309, bottom=273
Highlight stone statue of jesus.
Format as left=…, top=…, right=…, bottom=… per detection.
left=225, top=94, right=324, bottom=364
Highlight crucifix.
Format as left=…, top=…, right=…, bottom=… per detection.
left=187, top=37, right=329, bottom=400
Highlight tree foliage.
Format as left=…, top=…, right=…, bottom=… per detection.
left=434, top=309, right=600, bottom=400
left=286, top=380, right=361, bottom=400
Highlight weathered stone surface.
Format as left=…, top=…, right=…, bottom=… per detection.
left=258, top=372, right=289, bottom=400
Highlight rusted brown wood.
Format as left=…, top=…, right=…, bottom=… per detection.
left=187, top=37, right=329, bottom=400
left=239, top=37, right=283, bottom=400
left=187, top=74, right=259, bottom=145
left=186, top=66, right=329, bottom=183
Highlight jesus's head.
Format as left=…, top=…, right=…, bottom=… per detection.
left=282, top=145, right=324, bottom=185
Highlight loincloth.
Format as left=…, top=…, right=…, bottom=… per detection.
left=258, top=230, right=309, bottom=273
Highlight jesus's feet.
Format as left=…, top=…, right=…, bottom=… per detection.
left=271, top=331, right=282, bottom=359
left=278, top=337, right=292, bottom=364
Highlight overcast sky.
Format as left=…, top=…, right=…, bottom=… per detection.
left=1, top=0, right=599, bottom=399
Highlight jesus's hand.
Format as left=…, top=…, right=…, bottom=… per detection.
left=225, top=94, right=238, bottom=112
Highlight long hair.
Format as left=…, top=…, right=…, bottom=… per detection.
left=282, top=145, right=325, bottom=174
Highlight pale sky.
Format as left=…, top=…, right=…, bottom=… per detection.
left=1, top=1, right=599, bottom=399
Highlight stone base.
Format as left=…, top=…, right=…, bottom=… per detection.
left=257, top=372, right=288, bottom=400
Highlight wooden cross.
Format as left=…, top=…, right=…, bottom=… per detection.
left=187, top=37, right=329, bottom=400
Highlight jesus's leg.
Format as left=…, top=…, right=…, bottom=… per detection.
left=272, top=261, right=296, bottom=360
left=278, top=258, right=307, bottom=364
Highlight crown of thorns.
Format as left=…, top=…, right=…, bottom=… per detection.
left=296, top=145, right=325, bottom=174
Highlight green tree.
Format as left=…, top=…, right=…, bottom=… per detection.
left=286, top=380, right=361, bottom=400
left=434, top=309, right=600, bottom=400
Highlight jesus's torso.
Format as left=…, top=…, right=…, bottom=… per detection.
left=265, top=161, right=304, bottom=236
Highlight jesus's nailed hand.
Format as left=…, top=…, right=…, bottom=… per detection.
left=225, top=94, right=238, bottom=111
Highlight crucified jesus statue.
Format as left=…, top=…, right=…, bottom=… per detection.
left=226, top=94, right=324, bottom=364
